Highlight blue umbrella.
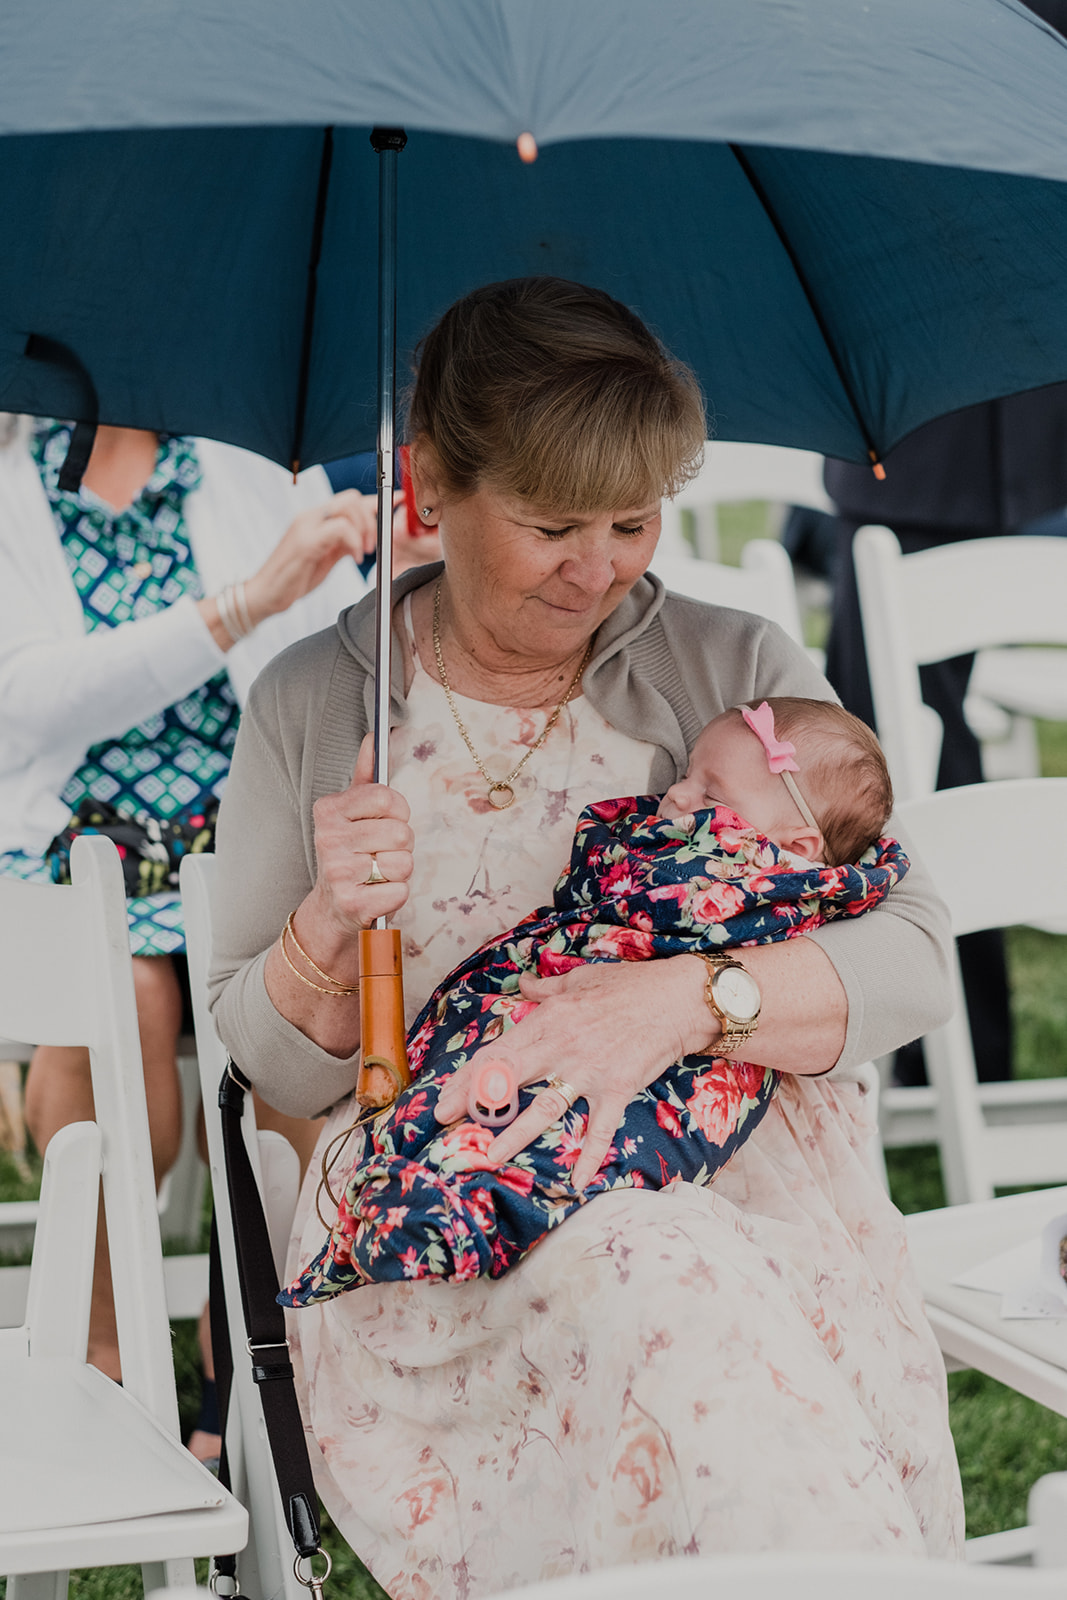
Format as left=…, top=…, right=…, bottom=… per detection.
left=2, top=0, right=1067, bottom=471
left=5, top=0, right=1067, bottom=1111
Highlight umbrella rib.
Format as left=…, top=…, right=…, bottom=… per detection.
left=290, top=125, right=335, bottom=477
left=727, top=143, right=884, bottom=473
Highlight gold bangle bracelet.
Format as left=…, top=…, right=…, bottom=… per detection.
left=279, top=922, right=357, bottom=997
left=284, top=911, right=358, bottom=992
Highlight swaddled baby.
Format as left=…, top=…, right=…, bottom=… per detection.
left=282, top=696, right=907, bottom=1303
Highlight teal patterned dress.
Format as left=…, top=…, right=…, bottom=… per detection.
left=0, top=420, right=240, bottom=956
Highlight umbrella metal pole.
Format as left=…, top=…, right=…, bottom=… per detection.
left=358, top=126, right=410, bottom=1110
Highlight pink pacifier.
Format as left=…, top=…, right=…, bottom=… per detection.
left=467, top=1056, right=521, bottom=1128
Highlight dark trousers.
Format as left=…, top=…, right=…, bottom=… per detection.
left=825, top=520, right=1013, bottom=1084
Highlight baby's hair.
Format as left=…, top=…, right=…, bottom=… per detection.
left=740, top=697, right=894, bottom=866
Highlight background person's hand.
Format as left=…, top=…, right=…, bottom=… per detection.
left=245, top=489, right=378, bottom=621
left=434, top=957, right=714, bottom=1191
left=305, top=732, right=414, bottom=939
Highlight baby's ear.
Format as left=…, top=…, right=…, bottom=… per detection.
left=778, top=825, right=825, bottom=863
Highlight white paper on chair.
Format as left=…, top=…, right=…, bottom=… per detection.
left=951, top=1211, right=1067, bottom=1319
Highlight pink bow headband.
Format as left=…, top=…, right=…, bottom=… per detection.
left=739, top=702, right=821, bottom=833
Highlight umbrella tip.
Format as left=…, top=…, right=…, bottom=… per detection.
left=868, top=449, right=887, bottom=481
left=517, top=131, right=538, bottom=164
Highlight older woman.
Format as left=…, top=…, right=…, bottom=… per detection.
left=209, top=278, right=963, bottom=1596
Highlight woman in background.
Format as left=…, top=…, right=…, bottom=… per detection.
left=0, top=414, right=377, bottom=1419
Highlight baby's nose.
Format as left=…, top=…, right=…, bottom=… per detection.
left=658, top=780, right=694, bottom=818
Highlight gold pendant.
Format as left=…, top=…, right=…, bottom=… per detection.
left=488, top=783, right=515, bottom=809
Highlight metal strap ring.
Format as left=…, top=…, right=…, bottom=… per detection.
left=294, top=1549, right=333, bottom=1591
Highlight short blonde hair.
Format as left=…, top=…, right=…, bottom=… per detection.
left=407, top=277, right=706, bottom=513
left=743, top=697, right=894, bottom=867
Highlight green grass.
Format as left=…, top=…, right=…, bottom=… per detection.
left=948, top=1371, right=1067, bottom=1539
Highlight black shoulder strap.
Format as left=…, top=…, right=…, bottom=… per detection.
left=211, top=1060, right=323, bottom=1584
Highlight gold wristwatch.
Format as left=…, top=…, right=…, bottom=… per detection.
left=698, top=955, right=762, bottom=1055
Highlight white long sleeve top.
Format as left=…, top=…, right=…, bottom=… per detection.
left=0, top=426, right=368, bottom=855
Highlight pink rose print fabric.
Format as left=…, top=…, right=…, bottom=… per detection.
left=281, top=798, right=908, bottom=1305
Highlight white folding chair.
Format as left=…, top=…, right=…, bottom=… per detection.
left=0, top=835, right=246, bottom=1599
left=890, top=780, right=1067, bottom=1206
left=854, top=526, right=1067, bottom=803
left=651, top=539, right=805, bottom=644
left=855, top=528, right=1067, bottom=1160
left=898, top=783, right=1067, bottom=1553
left=0, top=1050, right=209, bottom=1329
left=181, top=852, right=304, bottom=1600
left=907, top=1179, right=1067, bottom=1565
left=659, top=440, right=832, bottom=561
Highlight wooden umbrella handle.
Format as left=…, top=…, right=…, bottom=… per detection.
left=356, top=927, right=410, bottom=1108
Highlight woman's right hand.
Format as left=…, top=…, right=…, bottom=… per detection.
left=305, top=732, right=414, bottom=939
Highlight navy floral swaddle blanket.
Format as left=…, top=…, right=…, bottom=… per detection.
left=281, top=796, right=908, bottom=1305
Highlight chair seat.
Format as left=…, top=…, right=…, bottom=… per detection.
left=906, top=1187, right=1067, bottom=1417
left=0, top=1358, right=246, bottom=1571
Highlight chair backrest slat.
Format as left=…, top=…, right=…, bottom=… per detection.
left=896, top=536, right=1067, bottom=664
left=855, top=526, right=1067, bottom=802
left=0, top=877, right=95, bottom=1046
left=651, top=539, right=804, bottom=644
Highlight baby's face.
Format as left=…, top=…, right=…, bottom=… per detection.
left=657, top=711, right=795, bottom=837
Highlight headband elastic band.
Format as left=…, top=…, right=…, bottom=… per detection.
left=738, top=702, right=822, bottom=834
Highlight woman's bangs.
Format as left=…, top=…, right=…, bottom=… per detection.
left=498, top=393, right=703, bottom=516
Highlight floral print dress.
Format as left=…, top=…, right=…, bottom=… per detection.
left=286, top=598, right=964, bottom=1598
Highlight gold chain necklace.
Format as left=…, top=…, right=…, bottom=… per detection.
left=431, top=581, right=593, bottom=810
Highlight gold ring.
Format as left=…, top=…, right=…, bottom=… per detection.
left=542, top=1073, right=579, bottom=1111
left=364, top=855, right=387, bottom=886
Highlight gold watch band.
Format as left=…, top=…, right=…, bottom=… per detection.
left=697, top=954, right=759, bottom=1056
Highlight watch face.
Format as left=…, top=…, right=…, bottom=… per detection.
left=714, top=964, right=761, bottom=1023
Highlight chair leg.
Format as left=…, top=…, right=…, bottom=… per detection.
left=141, top=1555, right=198, bottom=1591
left=6, top=1571, right=70, bottom=1600
left=1029, top=1472, right=1067, bottom=1567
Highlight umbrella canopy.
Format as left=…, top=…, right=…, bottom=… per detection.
left=2, top=0, right=1067, bottom=466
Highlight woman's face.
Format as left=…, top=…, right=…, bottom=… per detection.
left=436, top=483, right=662, bottom=662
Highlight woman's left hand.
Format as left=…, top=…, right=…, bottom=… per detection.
left=434, top=956, right=712, bottom=1192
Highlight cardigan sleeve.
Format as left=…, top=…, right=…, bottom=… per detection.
left=206, top=646, right=366, bottom=1117
left=803, top=819, right=953, bottom=1072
